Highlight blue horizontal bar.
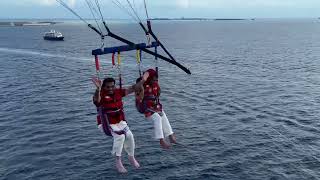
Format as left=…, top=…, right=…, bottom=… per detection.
left=92, top=41, right=159, bottom=56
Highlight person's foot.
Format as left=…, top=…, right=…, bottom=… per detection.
left=129, top=156, right=140, bottom=168
left=169, top=134, right=177, bottom=144
left=116, top=157, right=127, bottom=173
left=160, top=138, right=170, bottom=149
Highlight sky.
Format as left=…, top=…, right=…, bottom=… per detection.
left=0, top=0, right=319, bottom=19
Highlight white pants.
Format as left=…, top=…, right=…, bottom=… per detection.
left=98, top=121, right=135, bottom=157
left=147, top=110, right=174, bottom=140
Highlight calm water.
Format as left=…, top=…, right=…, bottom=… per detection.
left=1, top=19, right=320, bottom=180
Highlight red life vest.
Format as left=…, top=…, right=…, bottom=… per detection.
left=136, top=81, right=162, bottom=117
left=99, top=89, right=126, bottom=124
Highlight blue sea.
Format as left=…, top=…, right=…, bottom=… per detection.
left=1, top=19, right=320, bottom=180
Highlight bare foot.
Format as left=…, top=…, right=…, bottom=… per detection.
left=116, top=157, right=127, bottom=173
left=129, top=156, right=140, bottom=169
left=160, top=138, right=170, bottom=149
left=169, top=134, right=177, bottom=144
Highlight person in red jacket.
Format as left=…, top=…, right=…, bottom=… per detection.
left=92, top=75, right=146, bottom=173
left=136, top=69, right=177, bottom=149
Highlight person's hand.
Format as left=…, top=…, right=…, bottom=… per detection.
left=135, top=87, right=144, bottom=100
left=134, top=82, right=143, bottom=92
left=138, top=89, right=144, bottom=100
left=91, top=76, right=102, bottom=90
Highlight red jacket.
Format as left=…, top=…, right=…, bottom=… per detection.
left=143, top=81, right=162, bottom=117
left=98, top=89, right=126, bottom=124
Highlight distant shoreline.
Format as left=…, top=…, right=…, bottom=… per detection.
left=0, top=18, right=254, bottom=27
left=0, top=21, right=61, bottom=27
left=150, top=18, right=254, bottom=21
left=1, top=17, right=319, bottom=27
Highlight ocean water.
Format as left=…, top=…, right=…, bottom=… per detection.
left=1, top=19, right=320, bottom=180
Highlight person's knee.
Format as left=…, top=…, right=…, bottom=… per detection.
left=114, top=134, right=126, bottom=143
left=153, top=114, right=163, bottom=124
left=125, top=130, right=134, bottom=140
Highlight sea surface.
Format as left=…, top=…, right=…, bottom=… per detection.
left=1, top=19, right=320, bottom=180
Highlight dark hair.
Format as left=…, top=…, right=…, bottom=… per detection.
left=136, top=77, right=142, bottom=83
left=102, top=78, right=116, bottom=88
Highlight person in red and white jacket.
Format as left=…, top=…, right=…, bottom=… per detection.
left=136, top=69, right=177, bottom=149
left=92, top=75, right=147, bottom=173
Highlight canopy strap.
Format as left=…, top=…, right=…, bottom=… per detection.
left=117, top=51, right=122, bottom=90
left=94, top=55, right=101, bottom=79
left=155, top=46, right=158, bottom=74
left=112, top=52, right=115, bottom=66
left=136, top=49, right=142, bottom=76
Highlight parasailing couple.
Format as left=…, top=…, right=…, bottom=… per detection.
left=92, top=68, right=177, bottom=173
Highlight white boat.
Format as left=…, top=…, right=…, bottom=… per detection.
left=43, top=30, right=64, bottom=41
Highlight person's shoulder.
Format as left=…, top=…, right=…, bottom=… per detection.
left=114, top=88, right=126, bottom=96
left=114, top=88, right=122, bottom=92
left=113, top=88, right=119, bottom=94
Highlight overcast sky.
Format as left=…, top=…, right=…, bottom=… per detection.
left=0, top=0, right=319, bottom=19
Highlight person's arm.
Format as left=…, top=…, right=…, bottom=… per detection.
left=93, top=88, right=101, bottom=105
left=92, top=77, right=102, bottom=105
left=124, top=72, right=149, bottom=96
left=135, top=87, right=144, bottom=100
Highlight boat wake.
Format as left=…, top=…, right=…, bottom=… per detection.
left=0, top=47, right=90, bottom=61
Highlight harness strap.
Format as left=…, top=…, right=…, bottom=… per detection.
left=145, top=108, right=160, bottom=113
left=113, top=126, right=129, bottom=135
left=98, top=107, right=112, bottom=136
left=99, top=107, right=127, bottom=137
left=103, top=108, right=123, bottom=113
left=144, top=95, right=158, bottom=100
